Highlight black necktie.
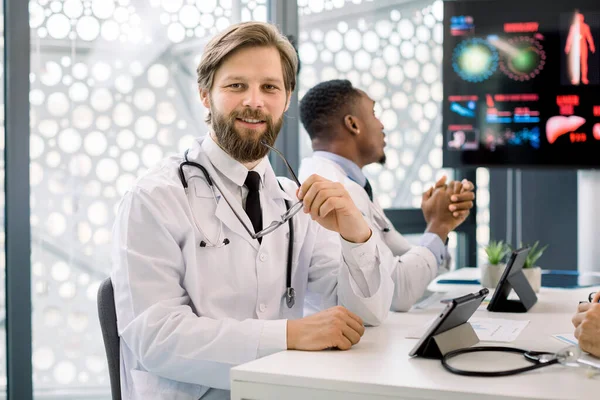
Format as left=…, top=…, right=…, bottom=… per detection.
left=364, top=179, right=374, bottom=202
left=244, top=171, right=263, bottom=243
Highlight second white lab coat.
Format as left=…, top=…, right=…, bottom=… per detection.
left=299, top=154, right=440, bottom=312
left=111, top=137, right=395, bottom=400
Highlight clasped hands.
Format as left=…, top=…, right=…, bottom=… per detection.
left=421, top=176, right=475, bottom=242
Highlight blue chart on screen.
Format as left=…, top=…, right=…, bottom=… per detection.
left=452, top=38, right=499, bottom=82
left=508, top=127, right=541, bottom=149
left=451, top=102, right=476, bottom=118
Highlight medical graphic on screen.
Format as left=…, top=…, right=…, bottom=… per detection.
left=443, top=0, right=600, bottom=168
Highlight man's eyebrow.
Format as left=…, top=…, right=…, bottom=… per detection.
left=220, top=75, right=284, bottom=84
left=263, top=77, right=284, bottom=84
left=220, top=75, right=247, bottom=82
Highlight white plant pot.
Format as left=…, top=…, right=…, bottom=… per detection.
left=522, top=266, right=542, bottom=293
left=480, top=263, right=506, bottom=288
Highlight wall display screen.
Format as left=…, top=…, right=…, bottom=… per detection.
left=443, top=0, right=600, bottom=168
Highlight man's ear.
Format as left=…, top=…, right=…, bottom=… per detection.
left=344, top=114, right=361, bottom=135
left=199, top=88, right=210, bottom=109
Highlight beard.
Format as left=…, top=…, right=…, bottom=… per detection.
left=378, top=153, right=387, bottom=165
left=211, top=103, right=283, bottom=163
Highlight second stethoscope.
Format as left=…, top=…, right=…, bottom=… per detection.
left=177, top=145, right=302, bottom=308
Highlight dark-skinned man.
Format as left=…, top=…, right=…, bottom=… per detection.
left=299, top=79, right=475, bottom=312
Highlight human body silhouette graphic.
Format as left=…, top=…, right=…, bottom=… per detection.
left=565, top=12, right=596, bottom=85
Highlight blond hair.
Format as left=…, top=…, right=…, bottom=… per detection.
left=196, top=22, right=298, bottom=122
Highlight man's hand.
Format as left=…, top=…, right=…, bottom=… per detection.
left=421, top=183, right=454, bottom=242
left=572, top=292, right=600, bottom=357
left=287, top=306, right=365, bottom=351
left=423, top=176, right=475, bottom=228
left=298, top=174, right=371, bottom=243
left=448, top=178, right=475, bottom=220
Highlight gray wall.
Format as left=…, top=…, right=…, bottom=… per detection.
left=489, top=169, right=578, bottom=271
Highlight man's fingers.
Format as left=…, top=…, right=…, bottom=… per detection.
left=318, top=197, right=345, bottom=219
left=422, top=186, right=434, bottom=202
left=449, top=201, right=474, bottom=212
left=341, top=324, right=362, bottom=345
left=335, top=334, right=353, bottom=351
left=593, top=291, right=600, bottom=303
left=302, top=182, right=344, bottom=216
left=298, top=174, right=321, bottom=199
left=435, top=176, right=447, bottom=188
left=572, top=311, right=586, bottom=327
left=578, top=302, right=593, bottom=313
left=460, top=179, right=475, bottom=192
left=574, top=323, right=582, bottom=339
left=308, top=188, right=345, bottom=219
left=452, top=181, right=463, bottom=195
left=451, top=192, right=475, bottom=203
left=453, top=210, right=470, bottom=219
left=340, top=313, right=365, bottom=336
left=340, top=307, right=364, bottom=328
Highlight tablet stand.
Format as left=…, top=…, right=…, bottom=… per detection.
left=487, top=270, right=537, bottom=313
left=416, top=323, right=479, bottom=359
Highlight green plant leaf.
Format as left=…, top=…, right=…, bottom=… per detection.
left=522, top=241, right=548, bottom=268
left=483, top=240, right=510, bottom=265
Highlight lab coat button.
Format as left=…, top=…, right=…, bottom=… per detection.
left=259, top=303, right=267, bottom=312
left=259, top=253, right=267, bottom=262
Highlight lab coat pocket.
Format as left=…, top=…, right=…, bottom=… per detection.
left=192, top=175, right=216, bottom=199
left=190, top=178, right=223, bottom=247
left=130, top=369, right=209, bottom=400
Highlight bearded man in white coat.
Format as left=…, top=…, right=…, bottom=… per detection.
left=299, top=79, right=476, bottom=312
left=109, top=24, right=460, bottom=400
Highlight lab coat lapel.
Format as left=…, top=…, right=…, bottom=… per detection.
left=191, top=148, right=260, bottom=251
left=213, top=177, right=260, bottom=251
left=262, top=167, right=296, bottom=235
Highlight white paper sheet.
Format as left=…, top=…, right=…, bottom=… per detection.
left=469, top=318, right=530, bottom=342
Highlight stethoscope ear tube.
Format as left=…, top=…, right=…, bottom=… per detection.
left=284, top=197, right=295, bottom=309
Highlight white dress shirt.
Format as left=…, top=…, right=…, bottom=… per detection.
left=299, top=152, right=449, bottom=312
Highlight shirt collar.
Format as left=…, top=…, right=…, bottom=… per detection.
left=313, top=151, right=367, bottom=187
left=201, top=134, right=269, bottom=188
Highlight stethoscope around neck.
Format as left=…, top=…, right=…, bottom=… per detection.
left=178, top=149, right=296, bottom=308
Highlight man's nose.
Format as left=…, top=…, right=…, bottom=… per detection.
left=242, top=86, right=265, bottom=108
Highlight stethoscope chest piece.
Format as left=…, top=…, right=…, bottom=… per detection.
left=286, top=287, right=296, bottom=308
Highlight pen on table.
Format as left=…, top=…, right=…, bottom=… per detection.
left=436, top=279, right=480, bottom=285
left=440, top=298, right=489, bottom=305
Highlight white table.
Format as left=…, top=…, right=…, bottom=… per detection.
left=231, top=273, right=600, bottom=400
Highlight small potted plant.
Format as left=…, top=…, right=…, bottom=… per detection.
left=481, top=240, right=510, bottom=288
left=521, top=241, right=547, bottom=293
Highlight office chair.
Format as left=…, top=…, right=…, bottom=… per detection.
left=97, top=277, right=122, bottom=400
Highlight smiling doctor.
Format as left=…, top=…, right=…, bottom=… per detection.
left=111, top=22, right=395, bottom=400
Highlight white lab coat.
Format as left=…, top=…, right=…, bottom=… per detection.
left=111, top=137, right=394, bottom=400
left=299, top=154, right=441, bottom=312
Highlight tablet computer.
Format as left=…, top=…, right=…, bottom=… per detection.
left=408, top=288, right=489, bottom=357
left=487, top=247, right=537, bottom=312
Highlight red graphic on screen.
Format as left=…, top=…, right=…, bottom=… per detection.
left=594, top=123, right=600, bottom=140
left=504, top=22, right=539, bottom=33
left=565, top=12, right=596, bottom=85
left=546, top=115, right=586, bottom=144
left=556, top=94, right=580, bottom=115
